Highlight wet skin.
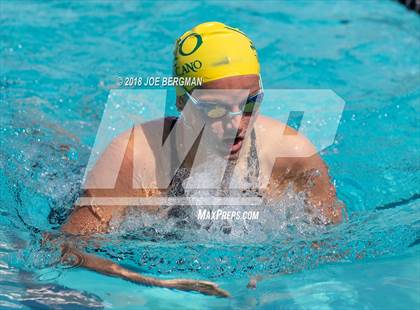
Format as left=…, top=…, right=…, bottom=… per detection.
left=60, top=74, right=344, bottom=297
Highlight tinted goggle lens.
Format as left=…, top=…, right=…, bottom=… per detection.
left=201, top=92, right=264, bottom=119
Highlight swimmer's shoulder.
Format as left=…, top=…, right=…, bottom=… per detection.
left=88, top=117, right=177, bottom=178
left=255, top=115, right=316, bottom=160
left=62, top=117, right=177, bottom=235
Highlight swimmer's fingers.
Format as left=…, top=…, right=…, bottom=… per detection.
left=247, top=275, right=263, bottom=289
left=162, top=279, right=230, bottom=298
left=247, top=278, right=257, bottom=289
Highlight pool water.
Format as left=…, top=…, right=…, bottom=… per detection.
left=1, top=1, right=419, bottom=309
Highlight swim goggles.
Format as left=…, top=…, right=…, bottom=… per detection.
left=182, top=78, right=264, bottom=119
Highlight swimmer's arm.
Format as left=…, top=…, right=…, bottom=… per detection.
left=268, top=129, right=344, bottom=224
left=60, top=243, right=229, bottom=297
left=261, top=119, right=344, bottom=224
left=294, top=152, right=345, bottom=224
left=60, top=203, right=116, bottom=235
left=284, top=129, right=344, bottom=224
left=60, top=205, right=229, bottom=297
left=58, top=124, right=229, bottom=296
left=248, top=153, right=343, bottom=290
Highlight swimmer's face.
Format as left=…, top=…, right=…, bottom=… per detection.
left=180, top=75, right=262, bottom=159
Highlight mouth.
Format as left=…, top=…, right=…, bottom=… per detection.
left=223, top=136, right=244, bottom=154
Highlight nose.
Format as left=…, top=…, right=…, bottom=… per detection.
left=225, top=113, right=242, bottom=130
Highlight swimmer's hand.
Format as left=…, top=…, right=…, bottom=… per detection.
left=158, top=279, right=230, bottom=297
left=61, top=244, right=230, bottom=298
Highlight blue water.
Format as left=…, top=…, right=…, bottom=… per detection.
left=1, top=0, right=419, bottom=309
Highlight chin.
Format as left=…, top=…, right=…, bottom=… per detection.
left=214, top=143, right=243, bottom=160
left=211, top=148, right=233, bottom=161
left=225, top=153, right=240, bottom=161
left=224, top=149, right=242, bottom=161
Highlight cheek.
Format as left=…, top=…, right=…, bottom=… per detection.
left=210, top=121, right=224, bottom=139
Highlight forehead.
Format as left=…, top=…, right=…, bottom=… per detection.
left=192, top=74, right=260, bottom=103
left=200, top=74, right=260, bottom=90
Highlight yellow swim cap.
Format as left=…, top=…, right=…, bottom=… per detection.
left=173, top=22, right=260, bottom=96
